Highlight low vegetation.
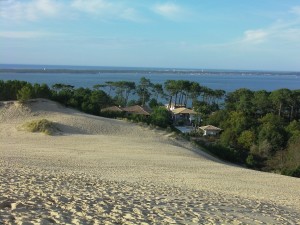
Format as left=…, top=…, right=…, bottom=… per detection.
left=22, top=119, right=58, bottom=135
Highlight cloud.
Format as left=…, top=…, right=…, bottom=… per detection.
left=239, top=6, right=300, bottom=45
left=0, top=0, right=145, bottom=23
left=71, top=0, right=113, bottom=14
left=0, top=31, right=51, bottom=39
left=240, top=26, right=300, bottom=46
left=70, top=0, right=144, bottom=22
left=290, top=6, right=300, bottom=15
left=241, top=29, right=269, bottom=44
left=0, top=0, right=62, bottom=21
left=152, top=2, right=186, bottom=20
left=119, top=8, right=143, bottom=22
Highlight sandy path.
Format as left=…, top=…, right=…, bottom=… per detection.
left=1, top=99, right=300, bottom=224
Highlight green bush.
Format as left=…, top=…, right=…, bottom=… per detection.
left=128, top=114, right=150, bottom=124
left=100, top=111, right=126, bottom=119
left=281, top=166, right=300, bottom=178
left=150, top=107, right=172, bottom=128
left=17, top=85, right=33, bottom=103
left=195, top=141, right=241, bottom=163
left=246, top=154, right=256, bottom=168
left=23, top=119, right=58, bottom=135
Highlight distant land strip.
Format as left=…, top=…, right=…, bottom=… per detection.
left=0, top=68, right=300, bottom=76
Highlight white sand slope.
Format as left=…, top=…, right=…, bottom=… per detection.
left=0, top=99, right=299, bottom=224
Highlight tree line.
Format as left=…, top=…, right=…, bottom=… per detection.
left=1, top=79, right=299, bottom=177
left=0, top=78, right=225, bottom=128
left=206, top=88, right=300, bottom=177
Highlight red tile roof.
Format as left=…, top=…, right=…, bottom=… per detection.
left=122, top=105, right=151, bottom=116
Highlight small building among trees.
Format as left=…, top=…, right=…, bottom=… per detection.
left=165, top=103, right=186, bottom=111
left=122, top=105, right=151, bottom=116
left=101, top=106, right=124, bottom=113
left=199, top=125, right=222, bottom=136
left=102, top=105, right=151, bottom=116
left=171, top=107, right=197, bottom=125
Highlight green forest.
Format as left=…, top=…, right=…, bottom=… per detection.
left=1, top=79, right=299, bottom=177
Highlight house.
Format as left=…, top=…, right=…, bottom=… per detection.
left=101, top=106, right=124, bottom=113
left=199, top=125, right=222, bottom=136
left=165, top=103, right=186, bottom=111
left=122, top=105, right=151, bottom=116
left=171, top=107, right=197, bottom=125
left=102, top=105, right=151, bottom=116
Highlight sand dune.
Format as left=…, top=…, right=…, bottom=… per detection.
left=1, top=99, right=299, bottom=224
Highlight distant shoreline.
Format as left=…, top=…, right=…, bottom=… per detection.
left=1, top=68, right=300, bottom=76
left=1, top=63, right=300, bottom=74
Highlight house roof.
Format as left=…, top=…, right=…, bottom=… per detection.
left=199, top=125, right=222, bottom=131
left=172, top=107, right=197, bottom=115
left=122, top=105, right=151, bottom=116
left=101, top=106, right=124, bottom=112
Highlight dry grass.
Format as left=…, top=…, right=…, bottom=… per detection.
left=22, top=119, right=58, bottom=135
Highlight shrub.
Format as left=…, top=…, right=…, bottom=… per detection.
left=17, top=85, right=33, bottom=103
left=22, top=119, right=58, bottom=135
left=281, top=166, right=300, bottom=178
left=100, top=111, right=126, bottom=119
left=150, top=107, right=172, bottom=128
left=195, top=141, right=241, bottom=163
left=128, top=114, right=150, bottom=124
left=246, top=154, right=258, bottom=168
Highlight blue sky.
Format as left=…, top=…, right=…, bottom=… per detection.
left=1, top=0, right=300, bottom=71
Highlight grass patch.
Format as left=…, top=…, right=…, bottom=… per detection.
left=23, top=119, right=59, bottom=135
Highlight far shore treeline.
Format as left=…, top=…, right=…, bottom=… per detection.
left=0, top=79, right=299, bottom=177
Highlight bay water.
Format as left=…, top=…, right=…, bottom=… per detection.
left=0, top=64, right=299, bottom=93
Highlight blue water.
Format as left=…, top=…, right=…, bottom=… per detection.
left=0, top=64, right=299, bottom=93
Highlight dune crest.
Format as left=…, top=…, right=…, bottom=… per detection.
left=1, top=99, right=155, bottom=136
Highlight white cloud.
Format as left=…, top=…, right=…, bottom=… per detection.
left=0, top=0, right=62, bottom=21
left=239, top=6, right=300, bottom=45
left=119, top=8, right=143, bottom=22
left=152, top=2, right=185, bottom=20
left=241, top=29, right=269, bottom=44
left=35, top=0, right=59, bottom=15
left=290, top=6, right=300, bottom=15
left=71, top=0, right=113, bottom=14
left=0, top=31, right=50, bottom=39
left=70, top=0, right=143, bottom=22
left=0, top=0, right=145, bottom=23
left=239, top=26, right=300, bottom=46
